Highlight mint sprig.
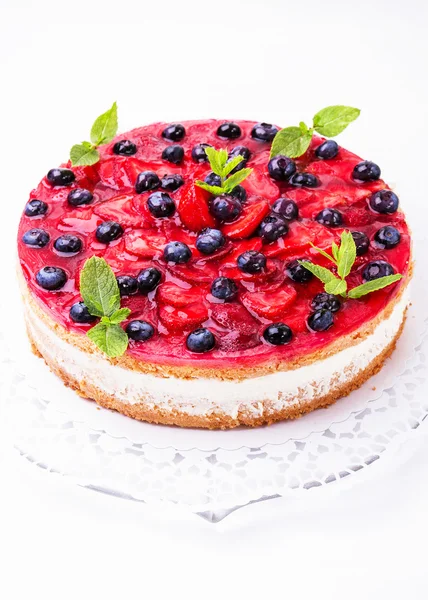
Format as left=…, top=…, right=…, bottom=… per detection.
left=270, top=105, right=360, bottom=159
left=70, top=102, right=118, bottom=167
left=195, top=147, right=252, bottom=195
left=80, top=256, right=130, bottom=357
left=299, top=230, right=402, bottom=299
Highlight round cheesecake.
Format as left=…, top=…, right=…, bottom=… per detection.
left=18, top=119, right=411, bottom=429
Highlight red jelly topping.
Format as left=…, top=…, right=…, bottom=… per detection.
left=18, top=119, right=411, bottom=368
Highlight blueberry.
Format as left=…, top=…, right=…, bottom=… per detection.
left=211, top=277, right=238, bottom=301
left=47, top=168, right=75, bottom=186
left=196, top=228, right=225, bottom=255
left=362, top=260, right=394, bottom=282
left=209, top=194, right=242, bottom=222
left=308, top=309, right=334, bottom=332
left=268, top=155, right=296, bottom=181
left=69, top=301, right=97, bottom=324
left=162, top=145, right=184, bottom=164
left=95, top=221, right=124, bottom=243
left=162, top=123, right=185, bottom=142
left=374, top=226, right=401, bottom=249
left=251, top=123, right=279, bottom=142
left=217, top=122, right=241, bottom=139
left=126, top=320, right=155, bottom=342
left=113, top=140, right=137, bottom=156
left=271, top=198, right=299, bottom=221
left=36, top=266, right=67, bottom=290
left=237, top=250, right=266, bottom=274
left=116, top=275, right=138, bottom=296
left=290, top=172, right=320, bottom=188
left=286, top=259, right=313, bottom=283
left=25, top=199, right=48, bottom=217
left=137, top=267, right=162, bottom=293
left=311, top=293, right=341, bottom=313
left=315, top=208, right=343, bottom=227
left=352, top=231, right=370, bottom=256
left=147, top=191, right=176, bottom=218
left=315, top=140, right=339, bottom=160
left=230, top=185, right=247, bottom=203
left=227, top=145, right=251, bottom=173
left=258, top=214, right=289, bottom=242
left=161, top=174, right=184, bottom=192
left=186, top=328, right=216, bottom=353
left=353, top=161, right=381, bottom=182
left=67, top=188, right=94, bottom=207
left=22, top=228, right=50, bottom=248
left=263, top=323, right=292, bottom=345
left=192, top=143, right=211, bottom=163
left=135, top=171, right=160, bottom=193
left=369, top=190, right=399, bottom=214
left=205, top=172, right=222, bottom=187
left=163, top=241, right=192, bottom=264
left=54, top=234, right=82, bottom=254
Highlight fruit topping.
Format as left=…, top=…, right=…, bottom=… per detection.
left=177, top=183, right=216, bottom=232
left=25, top=199, right=48, bottom=217
left=147, top=191, right=176, bottom=218
left=186, top=328, right=216, bottom=353
left=308, top=309, right=334, bottom=332
left=217, top=122, right=241, bottom=139
left=209, top=194, right=242, bottom=222
left=137, top=267, right=162, bottom=293
left=162, top=145, right=184, bottom=164
left=162, top=124, right=186, bottom=142
left=352, top=161, right=381, bottom=182
left=158, top=283, right=203, bottom=307
left=369, top=190, right=399, bottom=214
left=263, top=322, right=292, bottom=345
left=374, top=225, right=401, bottom=249
left=286, top=259, right=313, bottom=283
left=36, top=266, right=67, bottom=290
left=192, top=143, right=211, bottom=163
left=196, top=228, right=225, bottom=255
left=251, top=123, right=279, bottom=142
left=126, top=320, right=155, bottom=342
left=211, top=277, right=238, bottom=301
left=237, top=250, right=266, bottom=274
left=227, top=146, right=251, bottom=172
left=271, top=198, right=299, bottom=221
left=161, top=174, right=184, bottom=192
left=268, top=155, right=296, bottom=181
left=159, top=302, right=208, bottom=333
left=54, top=234, right=82, bottom=254
left=315, top=140, right=339, bottom=160
left=290, top=172, right=320, bottom=188
left=258, top=214, right=289, bottom=243
left=315, top=208, right=343, bottom=227
left=96, top=221, right=124, bottom=243
left=242, top=286, right=297, bottom=318
left=135, top=171, right=160, bottom=193
left=47, top=168, right=75, bottom=186
left=352, top=231, right=370, bottom=256
left=223, top=200, right=269, bottom=239
left=70, top=301, right=97, bottom=323
left=230, top=185, right=247, bottom=203
left=22, top=228, right=50, bottom=248
left=68, top=188, right=94, bottom=207
left=311, top=293, right=341, bottom=313
left=113, top=140, right=137, bottom=156
left=163, top=241, right=192, bottom=264
left=116, top=275, right=138, bottom=296
left=362, top=260, right=394, bottom=282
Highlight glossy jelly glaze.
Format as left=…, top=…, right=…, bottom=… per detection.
left=18, top=120, right=411, bottom=368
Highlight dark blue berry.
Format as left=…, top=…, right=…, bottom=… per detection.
left=374, top=226, right=401, bottom=249
left=263, top=323, right=292, bottom=345
left=116, top=275, right=138, bottom=296
left=286, top=259, right=313, bottom=283
left=353, top=161, right=381, bottom=182
left=135, top=171, right=160, bottom=193
left=67, top=188, right=93, bottom=207
left=352, top=231, right=370, bottom=256
left=209, top=194, right=242, bottom=222
left=211, top=277, right=238, bottom=301
left=311, top=293, right=341, bottom=313
left=308, top=309, right=334, bottom=332
left=126, top=320, right=155, bottom=342
left=237, top=250, right=266, bottom=274
left=369, top=190, right=399, bottom=214
left=251, top=123, right=279, bottom=142
left=137, top=267, right=162, bottom=293
left=147, top=191, right=176, bottom=218
left=205, top=172, right=222, bottom=187
left=162, top=145, right=184, bottom=164
left=47, top=168, right=75, bottom=186
left=192, top=143, right=211, bottom=163
left=268, top=155, right=296, bottom=181
left=315, top=140, right=339, bottom=160
left=113, top=140, right=137, bottom=156
left=163, top=241, right=192, bottom=264
left=22, top=228, right=50, bottom=248
left=69, top=302, right=97, bottom=324
left=290, top=172, right=320, bottom=188
left=362, top=260, right=394, bottom=282
left=161, top=174, right=184, bottom=192
left=315, top=208, right=343, bottom=227
left=230, top=185, right=247, bottom=203
left=54, top=234, right=82, bottom=254
left=162, top=124, right=185, bottom=142
left=186, top=328, right=216, bottom=353
left=36, top=266, right=67, bottom=290
left=217, top=122, right=241, bottom=139
left=271, top=198, right=299, bottom=221
left=25, top=199, right=48, bottom=217
left=258, top=214, right=289, bottom=242
left=227, top=146, right=251, bottom=173
left=196, top=228, right=225, bottom=255
left=95, top=221, right=124, bottom=243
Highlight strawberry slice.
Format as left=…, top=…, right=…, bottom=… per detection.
left=242, top=286, right=297, bottom=318
left=263, top=221, right=335, bottom=258
left=222, top=237, right=263, bottom=266
left=167, top=262, right=218, bottom=284
left=94, top=194, right=144, bottom=228
left=124, top=229, right=167, bottom=257
left=157, top=283, right=204, bottom=307
left=244, top=169, right=280, bottom=201
left=210, top=303, right=259, bottom=336
left=158, top=302, right=208, bottom=332
left=222, top=200, right=270, bottom=239
left=177, top=183, right=216, bottom=232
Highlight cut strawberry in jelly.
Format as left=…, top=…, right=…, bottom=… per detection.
left=176, top=183, right=216, bottom=232
left=222, top=200, right=270, bottom=239
left=210, top=303, right=259, bottom=336
left=242, top=286, right=297, bottom=318
left=244, top=168, right=280, bottom=201
left=124, top=230, right=167, bottom=257
left=157, top=283, right=204, bottom=307
left=94, top=194, right=144, bottom=228
left=158, top=302, right=208, bottom=332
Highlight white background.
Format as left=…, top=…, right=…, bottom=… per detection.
left=1, top=0, right=428, bottom=598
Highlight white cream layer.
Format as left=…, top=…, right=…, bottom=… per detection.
left=25, top=292, right=408, bottom=418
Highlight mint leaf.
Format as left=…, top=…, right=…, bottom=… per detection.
left=270, top=126, right=313, bottom=159
left=309, top=243, right=337, bottom=265
left=223, top=168, right=253, bottom=193
left=70, top=142, right=100, bottom=166
left=313, top=105, right=360, bottom=137
left=331, top=241, right=339, bottom=262
left=348, top=274, right=402, bottom=299
left=337, top=231, right=357, bottom=279
left=325, top=278, right=347, bottom=296
left=223, top=155, right=246, bottom=178
left=87, top=322, right=129, bottom=357
left=90, top=101, right=118, bottom=146
left=299, top=121, right=309, bottom=133
left=80, top=256, right=121, bottom=318
left=299, top=261, right=337, bottom=284
left=205, top=147, right=228, bottom=176
left=103, top=307, right=131, bottom=325
left=194, top=180, right=225, bottom=196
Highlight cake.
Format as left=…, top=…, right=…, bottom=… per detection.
left=18, top=105, right=411, bottom=429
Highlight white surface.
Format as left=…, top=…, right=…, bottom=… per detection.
left=1, top=0, right=428, bottom=598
